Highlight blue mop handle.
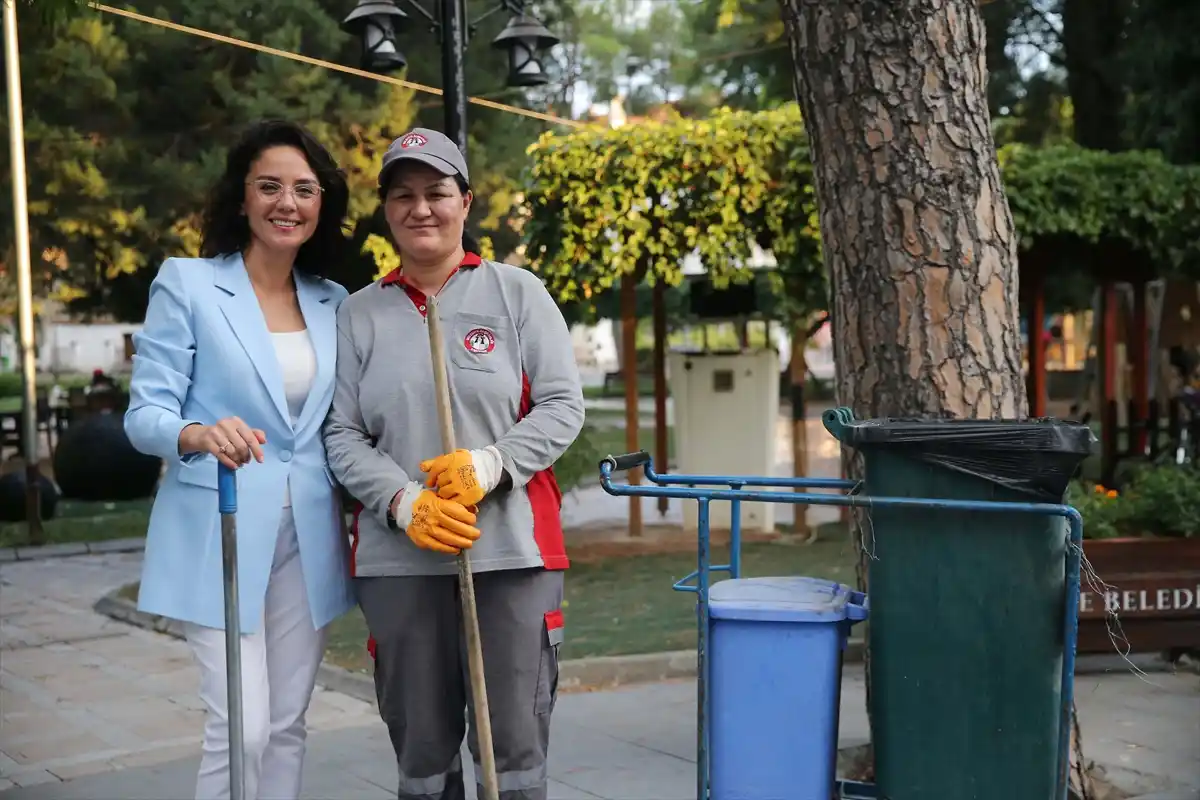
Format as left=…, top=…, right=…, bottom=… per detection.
left=218, top=462, right=238, bottom=514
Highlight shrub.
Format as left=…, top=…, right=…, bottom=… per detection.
left=1068, top=481, right=1129, bottom=540
left=1073, top=464, right=1200, bottom=539
left=552, top=423, right=605, bottom=494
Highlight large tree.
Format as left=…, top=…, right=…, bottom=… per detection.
left=780, top=0, right=1024, bottom=418
left=776, top=0, right=1092, bottom=794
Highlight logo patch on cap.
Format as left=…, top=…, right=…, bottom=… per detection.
left=399, top=132, right=427, bottom=149
left=464, top=328, right=496, bottom=355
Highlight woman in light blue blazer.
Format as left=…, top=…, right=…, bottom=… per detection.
left=124, top=119, right=356, bottom=800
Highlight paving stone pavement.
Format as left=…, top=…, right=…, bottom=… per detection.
left=3, top=665, right=1198, bottom=800
left=0, top=674, right=869, bottom=800
left=0, top=552, right=378, bottom=790
left=2, top=552, right=1198, bottom=799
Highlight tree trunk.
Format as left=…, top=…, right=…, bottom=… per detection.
left=779, top=0, right=1088, bottom=793
left=782, top=0, right=1025, bottom=420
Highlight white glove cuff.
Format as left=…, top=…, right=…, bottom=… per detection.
left=475, top=446, right=504, bottom=494
left=392, top=480, right=423, bottom=529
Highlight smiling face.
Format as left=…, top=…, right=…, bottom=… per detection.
left=242, top=145, right=323, bottom=258
left=383, top=163, right=472, bottom=265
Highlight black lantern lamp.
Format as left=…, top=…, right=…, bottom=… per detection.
left=341, top=0, right=409, bottom=73
left=490, top=14, right=559, bottom=87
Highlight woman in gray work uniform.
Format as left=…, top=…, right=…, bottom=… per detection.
left=322, top=127, right=585, bottom=800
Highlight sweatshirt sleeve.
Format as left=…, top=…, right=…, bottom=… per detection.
left=493, top=272, right=586, bottom=488
left=322, top=303, right=412, bottom=529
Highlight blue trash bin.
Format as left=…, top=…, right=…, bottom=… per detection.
left=708, top=576, right=869, bottom=800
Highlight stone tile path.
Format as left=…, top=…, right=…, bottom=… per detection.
left=0, top=553, right=377, bottom=790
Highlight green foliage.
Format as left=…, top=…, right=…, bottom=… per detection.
left=1071, top=465, right=1200, bottom=540
left=1067, top=481, right=1130, bottom=540
left=4, top=0, right=566, bottom=316
left=525, top=105, right=1200, bottom=325
left=1123, top=0, right=1200, bottom=165
left=522, top=103, right=825, bottom=324
left=15, top=0, right=91, bottom=27
left=550, top=424, right=606, bottom=493
left=998, top=142, right=1200, bottom=279
left=0, top=1, right=421, bottom=318
left=677, top=0, right=794, bottom=113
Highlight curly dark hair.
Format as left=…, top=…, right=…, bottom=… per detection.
left=200, top=119, right=350, bottom=277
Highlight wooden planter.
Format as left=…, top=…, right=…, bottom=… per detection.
left=1078, top=536, right=1200, bottom=655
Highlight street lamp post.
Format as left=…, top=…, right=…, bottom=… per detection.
left=341, top=0, right=559, bottom=156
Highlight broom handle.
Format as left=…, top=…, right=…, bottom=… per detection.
left=426, top=294, right=500, bottom=800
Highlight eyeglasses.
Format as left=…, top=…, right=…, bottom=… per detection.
left=247, top=179, right=324, bottom=203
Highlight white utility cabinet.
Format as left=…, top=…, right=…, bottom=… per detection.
left=667, top=349, right=780, bottom=534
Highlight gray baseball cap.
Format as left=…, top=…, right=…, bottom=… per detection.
left=378, top=128, right=469, bottom=187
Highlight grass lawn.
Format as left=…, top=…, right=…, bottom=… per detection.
left=322, top=524, right=858, bottom=675
left=0, top=497, right=151, bottom=549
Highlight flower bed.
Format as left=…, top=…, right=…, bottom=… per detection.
left=1068, top=465, right=1200, bottom=656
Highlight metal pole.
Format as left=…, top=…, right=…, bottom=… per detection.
left=4, top=0, right=44, bottom=544
left=439, top=0, right=468, bottom=153
left=217, top=464, right=245, bottom=800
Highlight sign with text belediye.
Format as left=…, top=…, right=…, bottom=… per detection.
left=1079, top=579, right=1199, bottom=619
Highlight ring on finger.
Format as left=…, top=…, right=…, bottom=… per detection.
left=219, top=443, right=231, bottom=454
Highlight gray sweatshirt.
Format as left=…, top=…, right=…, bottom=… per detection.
left=322, top=256, right=585, bottom=577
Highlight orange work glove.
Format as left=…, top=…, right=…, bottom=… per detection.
left=420, top=446, right=503, bottom=507
left=391, top=482, right=481, bottom=555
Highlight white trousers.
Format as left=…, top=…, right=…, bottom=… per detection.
left=182, top=507, right=327, bottom=800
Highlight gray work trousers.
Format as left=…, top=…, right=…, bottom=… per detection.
left=356, top=567, right=565, bottom=800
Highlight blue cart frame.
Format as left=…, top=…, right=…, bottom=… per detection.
left=597, top=448, right=1084, bottom=800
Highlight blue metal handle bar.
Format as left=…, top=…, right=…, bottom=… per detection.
left=599, top=455, right=1083, bottom=800
left=602, top=451, right=858, bottom=491
left=602, top=454, right=859, bottom=589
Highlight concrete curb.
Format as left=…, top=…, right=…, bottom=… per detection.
left=0, top=536, right=146, bottom=563
left=92, top=585, right=865, bottom=704
left=96, top=584, right=1188, bottom=707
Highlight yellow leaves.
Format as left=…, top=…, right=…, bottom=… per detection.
left=523, top=102, right=821, bottom=316
left=50, top=284, right=87, bottom=304
left=478, top=236, right=496, bottom=262
left=716, top=0, right=741, bottom=29
left=362, top=234, right=400, bottom=280
left=170, top=216, right=203, bottom=257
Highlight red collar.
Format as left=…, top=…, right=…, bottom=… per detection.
left=380, top=252, right=482, bottom=288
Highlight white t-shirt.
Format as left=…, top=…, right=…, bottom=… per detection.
left=271, top=330, right=316, bottom=507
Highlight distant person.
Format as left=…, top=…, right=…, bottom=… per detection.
left=84, top=368, right=117, bottom=395
left=124, top=119, right=355, bottom=800
left=322, top=128, right=585, bottom=800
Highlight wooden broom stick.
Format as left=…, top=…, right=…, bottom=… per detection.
left=426, top=294, right=499, bottom=800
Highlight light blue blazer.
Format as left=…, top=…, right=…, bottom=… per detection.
left=125, top=253, right=356, bottom=633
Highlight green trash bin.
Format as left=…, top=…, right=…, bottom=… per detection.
left=823, top=407, right=1094, bottom=800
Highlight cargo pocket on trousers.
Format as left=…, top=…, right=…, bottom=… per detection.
left=535, top=609, right=564, bottom=716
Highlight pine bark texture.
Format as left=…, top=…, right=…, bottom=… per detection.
left=781, top=0, right=1026, bottom=421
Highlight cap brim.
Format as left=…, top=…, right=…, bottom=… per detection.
left=379, top=152, right=465, bottom=187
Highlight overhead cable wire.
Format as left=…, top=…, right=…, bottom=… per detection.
left=90, top=3, right=587, bottom=129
